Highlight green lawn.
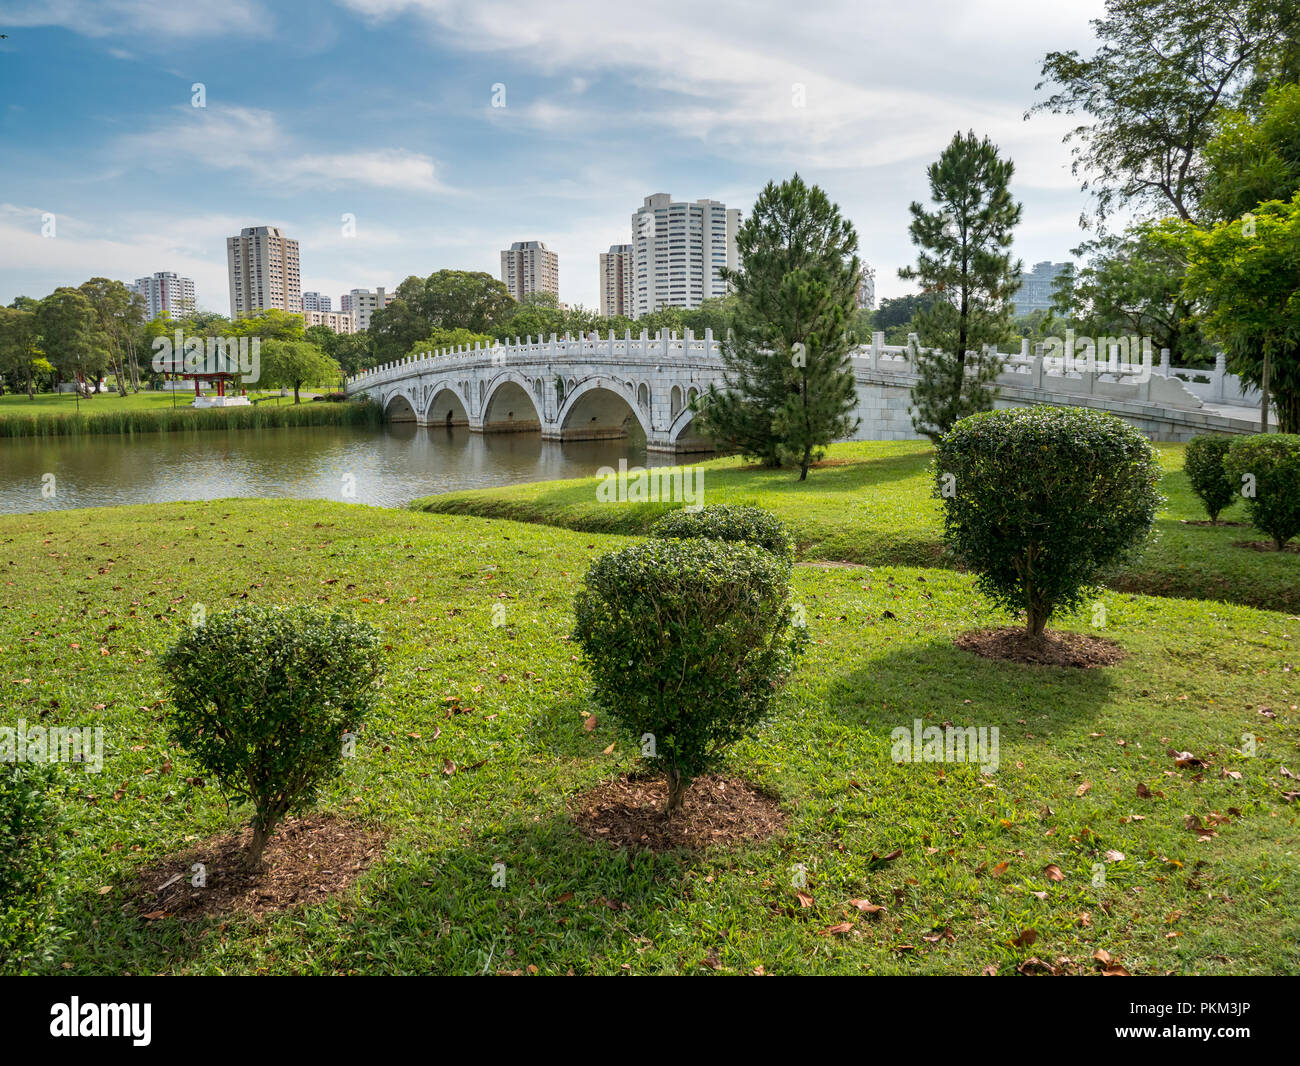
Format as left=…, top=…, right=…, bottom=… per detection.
left=3, top=498, right=1297, bottom=974
left=412, top=441, right=1300, bottom=615
left=0, top=388, right=304, bottom=413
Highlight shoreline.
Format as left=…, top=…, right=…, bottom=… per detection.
left=0, top=398, right=378, bottom=439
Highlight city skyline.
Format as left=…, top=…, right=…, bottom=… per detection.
left=0, top=0, right=1110, bottom=315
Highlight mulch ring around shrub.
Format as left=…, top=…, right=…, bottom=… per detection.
left=1232, top=540, right=1300, bottom=553
left=132, top=813, right=386, bottom=921
left=1179, top=519, right=1246, bottom=527
left=955, top=627, right=1127, bottom=668
left=573, top=773, right=787, bottom=852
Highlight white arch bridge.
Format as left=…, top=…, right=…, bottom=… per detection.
left=344, top=329, right=1266, bottom=452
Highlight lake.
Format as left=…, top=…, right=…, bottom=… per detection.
left=0, top=424, right=679, bottom=514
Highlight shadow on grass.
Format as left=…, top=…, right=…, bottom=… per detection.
left=332, top=807, right=762, bottom=975
left=47, top=879, right=219, bottom=976
left=724, top=449, right=933, bottom=496
left=823, top=636, right=1120, bottom=740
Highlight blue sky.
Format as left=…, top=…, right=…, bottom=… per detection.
left=0, top=0, right=1108, bottom=316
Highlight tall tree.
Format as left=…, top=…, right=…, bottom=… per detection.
left=900, top=131, right=1023, bottom=441
left=1031, top=0, right=1290, bottom=225
left=305, top=325, right=375, bottom=377
left=37, top=288, right=103, bottom=395
left=223, top=308, right=304, bottom=342
left=1202, top=81, right=1300, bottom=221
left=1159, top=193, right=1300, bottom=432
left=1052, top=224, right=1211, bottom=366
left=0, top=306, right=42, bottom=398
left=371, top=271, right=515, bottom=362
left=259, top=339, right=340, bottom=404
left=79, top=278, right=144, bottom=395
left=697, top=174, right=861, bottom=480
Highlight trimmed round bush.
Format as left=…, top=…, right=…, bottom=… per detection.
left=1224, top=434, right=1300, bottom=549
left=934, top=406, right=1162, bottom=637
left=649, top=504, right=795, bottom=567
left=1184, top=435, right=1237, bottom=523
left=573, top=538, right=804, bottom=813
left=0, top=762, right=61, bottom=972
left=160, top=605, right=384, bottom=868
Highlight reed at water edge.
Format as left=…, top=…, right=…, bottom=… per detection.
left=0, top=398, right=382, bottom=439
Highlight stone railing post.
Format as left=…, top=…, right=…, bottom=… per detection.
left=1214, top=352, right=1227, bottom=400
left=703, top=327, right=714, bottom=359
left=871, top=331, right=882, bottom=370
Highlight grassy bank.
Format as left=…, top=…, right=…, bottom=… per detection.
left=2, top=499, right=1296, bottom=974
left=0, top=396, right=378, bottom=438
left=411, top=441, right=1300, bottom=615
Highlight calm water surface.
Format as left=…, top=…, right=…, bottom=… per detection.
left=0, top=424, right=676, bottom=514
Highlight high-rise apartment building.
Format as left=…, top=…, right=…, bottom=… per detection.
left=500, top=241, right=559, bottom=302
left=301, top=291, right=331, bottom=312
left=345, top=287, right=393, bottom=332
left=1014, top=261, right=1072, bottom=315
left=226, top=226, right=301, bottom=317
left=598, top=244, right=635, bottom=318
left=130, top=271, right=196, bottom=320
left=301, top=309, right=355, bottom=334
left=630, top=194, right=740, bottom=318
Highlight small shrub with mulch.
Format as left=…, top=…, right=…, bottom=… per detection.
left=573, top=539, right=804, bottom=814
left=1224, top=433, right=1300, bottom=550
left=133, top=814, right=386, bottom=921
left=934, top=406, right=1162, bottom=639
left=1184, top=434, right=1237, bottom=524
left=160, top=605, right=384, bottom=870
left=954, top=628, right=1127, bottom=668
left=650, top=504, right=795, bottom=567
left=572, top=774, right=786, bottom=851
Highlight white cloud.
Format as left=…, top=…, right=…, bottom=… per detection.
left=338, top=0, right=1104, bottom=183
left=0, top=203, right=240, bottom=311
left=331, top=0, right=1109, bottom=308
left=0, top=0, right=269, bottom=38
left=119, top=107, right=444, bottom=194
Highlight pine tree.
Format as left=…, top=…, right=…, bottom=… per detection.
left=698, top=174, right=861, bottom=480
left=900, top=131, right=1023, bottom=442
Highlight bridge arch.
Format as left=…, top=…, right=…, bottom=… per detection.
left=665, top=387, right=715, bottom=452
left=482, top=373, right=542, bottom=432
left=425, top=385, right=468, bottom=427
left=667, top=403, right=711, bottom=452
left=558, top=378, right=649, bottom=442
left=384, top=390, right=417, bottom=422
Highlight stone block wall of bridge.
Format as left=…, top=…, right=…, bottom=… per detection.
left=345, top=330, right=1267, bottom=452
